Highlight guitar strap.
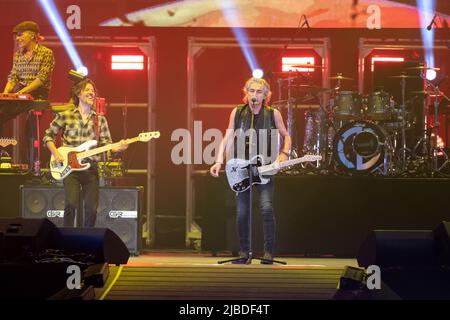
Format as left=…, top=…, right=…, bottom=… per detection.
left=94, top=114, right=99, bottom=142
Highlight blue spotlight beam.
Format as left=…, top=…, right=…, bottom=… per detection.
left=38, top=0, right=83, bottom=69
left=417, top=0, right=436, bottom=68
left=217, top=0, right=260, bottom=73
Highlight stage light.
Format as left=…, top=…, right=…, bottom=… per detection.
left=418, top=0, right=436, bottom=71
left=282, top=57, right=315, bottom=72
left=371, top=56, right=404, bottom=72
left=252, top=69, right=264, bottom=79
left=111, top=55, right=144, bottom=70
left=38, top=0, right=84, bottom=69
left=217, top=1, right=260, bottom=74
left=76, top=66, right=88, bottom=76
left=425, top=69, right=437, bottom=81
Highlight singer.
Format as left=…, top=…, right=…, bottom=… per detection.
left=210, top=77, right=291, bottom=264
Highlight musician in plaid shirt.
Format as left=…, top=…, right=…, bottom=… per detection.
left=43, top=79, right=128, bottom=227
left=3, top=21, right=54, bottom=99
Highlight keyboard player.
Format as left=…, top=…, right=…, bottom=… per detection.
left=2, top=21, right=55, bottom=173
left=3, top=21, right=54, bottom=99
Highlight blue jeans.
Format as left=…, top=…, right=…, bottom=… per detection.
left=236, top=178, right=275, bottom=254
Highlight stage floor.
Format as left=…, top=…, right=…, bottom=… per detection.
left=95, top=252, right=357, bottom=300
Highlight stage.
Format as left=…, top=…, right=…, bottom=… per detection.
left=95, top=252, right=356, bottom=300
left=197, top=173, right=450, bottom=257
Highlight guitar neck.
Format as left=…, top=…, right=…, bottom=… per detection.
left=77, top=137, right=138, bottom=159
left=277, top=157, right=314, bottom=169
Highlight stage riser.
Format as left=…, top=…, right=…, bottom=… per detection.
left=197, top=176, right=450, bottom=256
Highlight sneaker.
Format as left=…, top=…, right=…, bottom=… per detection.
left=260, top=252, right=273, bottom=265
left=232, top=251, right=249, bottom=264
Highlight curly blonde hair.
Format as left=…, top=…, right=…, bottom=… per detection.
left=242, top=77, right=272, bottom=104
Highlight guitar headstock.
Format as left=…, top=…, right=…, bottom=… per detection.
left=0, top=138, right=18, bottom=147
left=138, top=131, right=161, bottom=142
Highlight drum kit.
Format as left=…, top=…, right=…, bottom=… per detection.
left=273, top=65, right=450, bottom=176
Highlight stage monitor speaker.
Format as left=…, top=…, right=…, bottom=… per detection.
left=51, top=227, right=129, bottom=265
left=0, top=218, right=56, bottom=263
left=20, top=185, right=65, bottom=227
left=357, top=230, right=437, bottom=268
left=433, top=221, right=450, bottom=265
left=20, top=185, right=142, bottom=255
left=95, top=186, right=142, bottom=255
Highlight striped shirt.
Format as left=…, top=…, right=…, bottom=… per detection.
left=7, top=44, right=55, bottom=99
left=43, top=108, right=112, bottom=163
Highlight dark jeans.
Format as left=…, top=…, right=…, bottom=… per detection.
left=236, top=178, right=275, bottom=254
left=63, top=169, right=99, bottom=227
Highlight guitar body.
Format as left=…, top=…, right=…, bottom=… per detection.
left=225, top=154, right=322, bottom=193
left=50, top=140, right=97, bottom=180
left=225, top=155, right=270, bottom=193
left=48, top=131, right=161, bottom=181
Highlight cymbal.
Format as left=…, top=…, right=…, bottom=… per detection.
left=330, top=75, right=354, bottom=80
left=389, top=74, right=420, bottom=79
left=410, top=90, right=443, bottom=96
left=291, top=64, right=325, bottom=69
left=406, top=66, right=441, bottom=71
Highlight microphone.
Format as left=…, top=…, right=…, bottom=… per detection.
left=427, top=14, right=437, bottom=31
left=251, top=97, right=257, bottom=104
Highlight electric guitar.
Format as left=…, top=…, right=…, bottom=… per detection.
left=49, top=131, right=160, bottom=180
left=225, top=154, right=322, bottom=193
left=0, top=138, right=17, bottom=148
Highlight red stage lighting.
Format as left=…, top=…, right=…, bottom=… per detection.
left=111, top=55, right=145, bottom=70
left=371, top=56, right=405, bottom=72
left=281, top=57, right=315, bottom=72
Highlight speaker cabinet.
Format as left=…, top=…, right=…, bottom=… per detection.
left=434, top=221, right=450, bottom=265
left=0, top=218, right=56, bottom=263
left=357, top=230, right=436, bottom=268
left=95, top=186, right=142, bottom=255
left=20, top=185, right=65, bottom=227
left=20, top=185, right=142, bottom=255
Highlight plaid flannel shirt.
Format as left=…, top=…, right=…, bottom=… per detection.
left=7, top=44, right=55, bottom=99
left=43, top=108, right=113, bottom=163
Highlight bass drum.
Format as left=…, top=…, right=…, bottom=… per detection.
left=333, top=121, right=390, bottom=174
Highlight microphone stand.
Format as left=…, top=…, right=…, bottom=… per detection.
left=219, top=101, right=286, bottom=265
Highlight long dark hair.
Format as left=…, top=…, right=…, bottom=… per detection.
left=70, top=78, right=97, bottom=106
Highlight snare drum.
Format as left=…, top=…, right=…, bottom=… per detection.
left=334, top=91, right=362, bottom=120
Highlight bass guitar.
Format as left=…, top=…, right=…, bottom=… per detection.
left=49, top=131, right=160, bottom=180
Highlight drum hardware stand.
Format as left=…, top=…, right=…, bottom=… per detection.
left=427, top=78, right=450, bottom=172
left=277, top=72, right=299, bottom=160
left=398, top=76, right=411, bottom=172
left=411, top=76, right=450, bottom=176
left=321, top=86, right=346, bottom=170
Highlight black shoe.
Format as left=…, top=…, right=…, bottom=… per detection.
left=260, top=252, right=273, bottom=265
left=232, top=251, right=249, bottom=264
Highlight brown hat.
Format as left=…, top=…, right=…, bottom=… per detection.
left=13, top=21, right=40, bottom=34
